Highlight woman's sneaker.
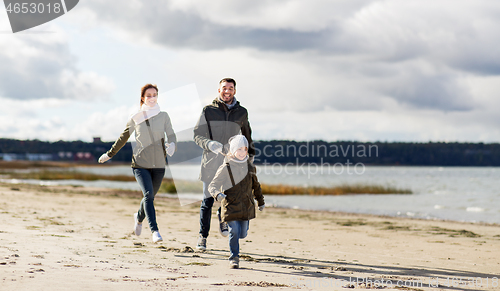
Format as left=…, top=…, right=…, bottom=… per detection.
left=217, top=208, right=229, bottom=237
left=133, top=213, right=142, bottom=236
left=196, top=235, right=207, bottom=251
left=152, top=231, right=163, bottom=243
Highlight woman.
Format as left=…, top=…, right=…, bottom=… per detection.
left=98, top=84, right=176, bottom=243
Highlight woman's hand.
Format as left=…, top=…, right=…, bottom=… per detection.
left=98, top=153, right=111, bottom=163
left=166, top=142, right=176, bottom=157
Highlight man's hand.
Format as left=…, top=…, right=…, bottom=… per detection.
left=208, top=141, right=223, bottom=154
left=258, top=204, right=265, bottom=211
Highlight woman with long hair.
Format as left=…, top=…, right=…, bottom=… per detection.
left=98, top=84, right=176, bottom=243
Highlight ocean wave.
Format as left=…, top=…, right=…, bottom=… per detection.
left=466, top=207, right=484, bottom=212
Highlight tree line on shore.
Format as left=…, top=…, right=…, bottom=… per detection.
left=1, top=138, right=500, bottom=166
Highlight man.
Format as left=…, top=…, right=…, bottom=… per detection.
left=193, top=78, right=255, bottom=250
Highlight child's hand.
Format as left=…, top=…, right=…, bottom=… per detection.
left=216, top=193, right=226, bottom=202
left=258, top=204, right=265, bottom=211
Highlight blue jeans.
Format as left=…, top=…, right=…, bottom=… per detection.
left=133, top=167, right=165, bottom=233
left=199, top=181, right=221, bottom=238
left=227, top=220, right=249, bottom=259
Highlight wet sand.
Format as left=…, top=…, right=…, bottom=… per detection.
left=1, top=183, right=499, bottom=290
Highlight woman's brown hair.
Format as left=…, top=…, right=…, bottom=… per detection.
left=140, top=84, right=158, bottom=106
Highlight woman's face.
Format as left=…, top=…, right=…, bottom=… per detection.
left=234, top=147, right=248, bottom=160
left=142, top=88, right=158, bottom=107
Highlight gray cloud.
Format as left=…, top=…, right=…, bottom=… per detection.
left=0, top=14, right=113, bottom=100
left=384, top=74, right=473, bottom=111
left=80, top=1, right=500, bottom=62
left=74, top=0, right=499, bottom=112
left=79, top=1, right=338, bottom=52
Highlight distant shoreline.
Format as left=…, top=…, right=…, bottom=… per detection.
left=3, top=138, right=500, bottom=166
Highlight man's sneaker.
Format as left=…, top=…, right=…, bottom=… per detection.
left=196, top=235, right=207, bottom=251
left=229, top=257, right=239, bottom=269
left=152, top=231, right=163, bottom=243
left=133, top=213, right=142, bottom=236
left=217, top=208, right=229, bottom=237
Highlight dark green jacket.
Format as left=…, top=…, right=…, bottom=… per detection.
left=208, top=159, right=264, bottom=222
left=194, top=98, right=254, bottom=182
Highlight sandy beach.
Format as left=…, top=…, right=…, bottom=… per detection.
left=1, top=183, right=499, bottom=291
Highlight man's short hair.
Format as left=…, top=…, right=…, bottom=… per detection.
left=219, top=78, right=236, bottom=88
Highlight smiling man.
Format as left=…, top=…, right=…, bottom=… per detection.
left=193, top=78, right=255, bottom=250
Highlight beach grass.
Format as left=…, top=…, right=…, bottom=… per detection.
left=2, top=169, right=412, bottom=195
left=1, top=169, right=175, bottom=184
left=0, top=161, right=104, bottom=169
left=157, top=181, right=413, bottom=195
left=260, top=183, right=412, bottom=195
left=1, top=170, right=137, bottom=182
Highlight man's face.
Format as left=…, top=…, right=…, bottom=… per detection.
left=218, top=81, right=236, bottom=104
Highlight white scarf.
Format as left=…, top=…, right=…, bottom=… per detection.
left=225, top=154, right=249, bottom=163
left=232, top=155, right=249, bottom=163
left=131, top=104, right=160, bottom=125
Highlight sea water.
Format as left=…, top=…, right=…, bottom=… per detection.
left=3, top=165, right=499, bottom=224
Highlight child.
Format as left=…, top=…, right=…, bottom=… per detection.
left=208, top=135, right=265, bottom=269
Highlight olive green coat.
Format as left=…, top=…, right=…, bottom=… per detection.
left=208, top=159, right=264, bottom=222
left=106, top=112, right=176, bottom=168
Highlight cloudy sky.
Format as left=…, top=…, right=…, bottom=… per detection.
left=1, top=0, right=500, bottom=143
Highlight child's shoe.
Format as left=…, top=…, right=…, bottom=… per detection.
left=229, top=257, right=239, bottom=269
left=196, top=235, right=207, bottom=251
left=217, top=208, right=229, bottom=237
